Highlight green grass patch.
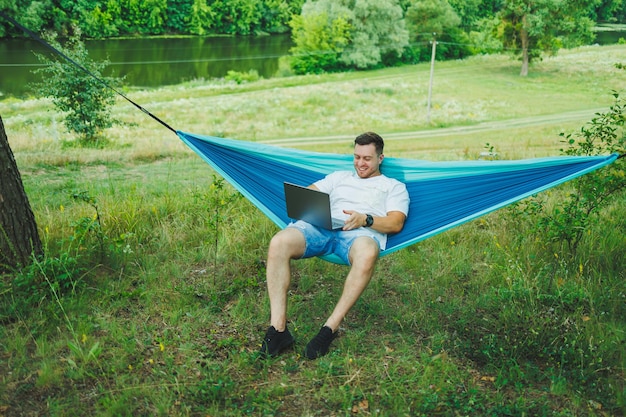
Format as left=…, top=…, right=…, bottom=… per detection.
left=1, top=46, right=625, bottom=416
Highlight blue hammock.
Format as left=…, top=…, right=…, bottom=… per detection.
left=177, top=131, right=619, bottom=264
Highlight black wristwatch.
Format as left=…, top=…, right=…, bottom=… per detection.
left=364, top=214, right=374, bottom=227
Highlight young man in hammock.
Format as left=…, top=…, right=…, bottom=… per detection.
left=260, top=131, right=410, bottom=359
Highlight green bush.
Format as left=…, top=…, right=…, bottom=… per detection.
left=32, top=29, right=123, bottom=145
left=509, top=92, right=626, bottom=254
left=224, top=69, right=261, bottom=84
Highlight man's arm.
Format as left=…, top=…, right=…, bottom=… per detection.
left=311, top=183, right=408, bottom=233
left=343, top=210, right=406, bottom=234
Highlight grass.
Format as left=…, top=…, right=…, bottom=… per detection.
left=1, top=45, right=625, bottom=416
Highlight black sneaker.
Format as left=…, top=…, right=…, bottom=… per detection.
left=259, top=326, right=295, bottom=357
left=304, top=326, right=337, bottom=360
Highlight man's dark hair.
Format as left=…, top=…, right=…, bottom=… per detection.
left=355, top=131, right=384, bottom=155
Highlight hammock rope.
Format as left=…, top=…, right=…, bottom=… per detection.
left=1, top=12, right=177, bottom=135
left=4, top=13, right=623, bottom=264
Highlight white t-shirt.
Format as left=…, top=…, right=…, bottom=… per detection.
left=313, top=171, right=410, bottom=249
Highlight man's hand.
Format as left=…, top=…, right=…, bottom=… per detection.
left=342, top=210, right=368, bottom=230
left=343, top=210, right=406, bottom=234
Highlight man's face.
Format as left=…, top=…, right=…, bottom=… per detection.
left=353, top=143, right=383, bottom=178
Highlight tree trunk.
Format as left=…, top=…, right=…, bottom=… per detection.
left=0, top=116, right=43, bottom=272
left=520, top=15, right=529, bottom=77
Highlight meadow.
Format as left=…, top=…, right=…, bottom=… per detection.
left=0, top=44, right=625, bottom=416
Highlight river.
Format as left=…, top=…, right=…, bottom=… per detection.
left=0, top=34, right=293, bottom=99
left=1, top=29, right=624, bottom=100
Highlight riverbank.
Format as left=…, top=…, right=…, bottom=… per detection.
left=4, top=44, right=626, bottom=159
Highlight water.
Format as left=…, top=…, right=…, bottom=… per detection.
left=594, top=29, right=626, bottom=45
left=0, top=34, right=293, bottom=99
left=1, top=30, right=624, bottom=99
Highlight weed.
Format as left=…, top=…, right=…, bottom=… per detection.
left=191, top=175, right=242, bottom=285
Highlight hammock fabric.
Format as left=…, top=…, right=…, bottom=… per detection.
left=178, top=131, right=619, bottom=264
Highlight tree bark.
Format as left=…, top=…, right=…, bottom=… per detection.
left=0, top=116, right=43, bottom=272
left=520, top=15, right=529, bottom=77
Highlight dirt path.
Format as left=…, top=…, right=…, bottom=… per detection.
left=261, top=107, right=605, bottom=146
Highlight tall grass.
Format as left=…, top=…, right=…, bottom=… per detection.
left=0, top=45, right=625, bottom=416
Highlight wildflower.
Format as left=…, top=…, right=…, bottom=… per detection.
left=159, top=342, right=165, bottom=352
left=81, top=333, right=87, bottom=344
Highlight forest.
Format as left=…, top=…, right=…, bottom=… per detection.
left=1, top=0, right=625, bottom=39
left=4, top=0, right=626, bottom=77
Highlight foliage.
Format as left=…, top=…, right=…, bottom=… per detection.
left=3, top=0, right=626, bottom=42
left=192, top=176, right=242, bottom=283
left=225, top=69, right=261, bottom=84
left=289, top=0, right=408, bottom=74
left=32, top=30, right=122, bottom=145
left=289, top=5, right=352, bottom=74
left=339, top=0, right=408, bottom=69
left=0, top=0, right=307, bottom=38
left=404, top=0, right=473, bottom=62
left=510, top=92, right=626, bottom=254
left=1, top=187, right=136, bottom=324
left=447, top=0, right=487, bottom=30
left=467, top=16, right=504, bottom=54
left=496, top=0, right=597, bottom=75
left=406, top=0, right=461, bottom=40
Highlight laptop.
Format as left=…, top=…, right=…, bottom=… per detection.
left=283, top=182, right=345, bottom=230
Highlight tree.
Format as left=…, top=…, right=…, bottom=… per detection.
left=497, top=0, right=597, bottom=76
left=406, top=0, right=461, bottom=37
left=33, top=29, right=121, bottom=145
left=289, top=0, right=408, bottom=73
left=446, top=0, right=483, bottom=30
left=341, top=0, right=408, bottom=69
left=0, top=116, right=43, bottom=272
left=289, top=8, right=352, bottom=74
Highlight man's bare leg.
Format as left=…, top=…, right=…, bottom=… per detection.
left=266, top=228, right=306, bottom=331
left=305, top=236, right=379, bottom=359
left=324, top=236, right=379, bottom=331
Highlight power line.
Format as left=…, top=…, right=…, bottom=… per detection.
left=0, top=31, right=576, bottom=68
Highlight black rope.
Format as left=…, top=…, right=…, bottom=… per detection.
left=618, top=153, right=625, bottom=159
left=0, top=12, right=178, bottom=135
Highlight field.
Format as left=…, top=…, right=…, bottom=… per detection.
left=1, top=44, right=625, bottom=416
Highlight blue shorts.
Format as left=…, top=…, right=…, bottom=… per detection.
left=287, top=220, right=382, bottom=265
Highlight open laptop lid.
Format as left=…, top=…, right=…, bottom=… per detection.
left=283, top=182, right=344, bottom=230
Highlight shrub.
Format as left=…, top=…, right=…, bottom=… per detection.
left=32, top=28, right=123, bottom=145
left=514, top=92, right=626, bottom=254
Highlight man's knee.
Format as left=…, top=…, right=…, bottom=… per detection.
left=348, top=237, right=380, bottom=266
left=269, top=228, right=305, bottom=258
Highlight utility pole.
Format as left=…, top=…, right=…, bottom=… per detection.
left=426, top=33, right=437, bottom=124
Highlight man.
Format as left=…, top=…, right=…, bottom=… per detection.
left=260, top=132, right=410, bottom=359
